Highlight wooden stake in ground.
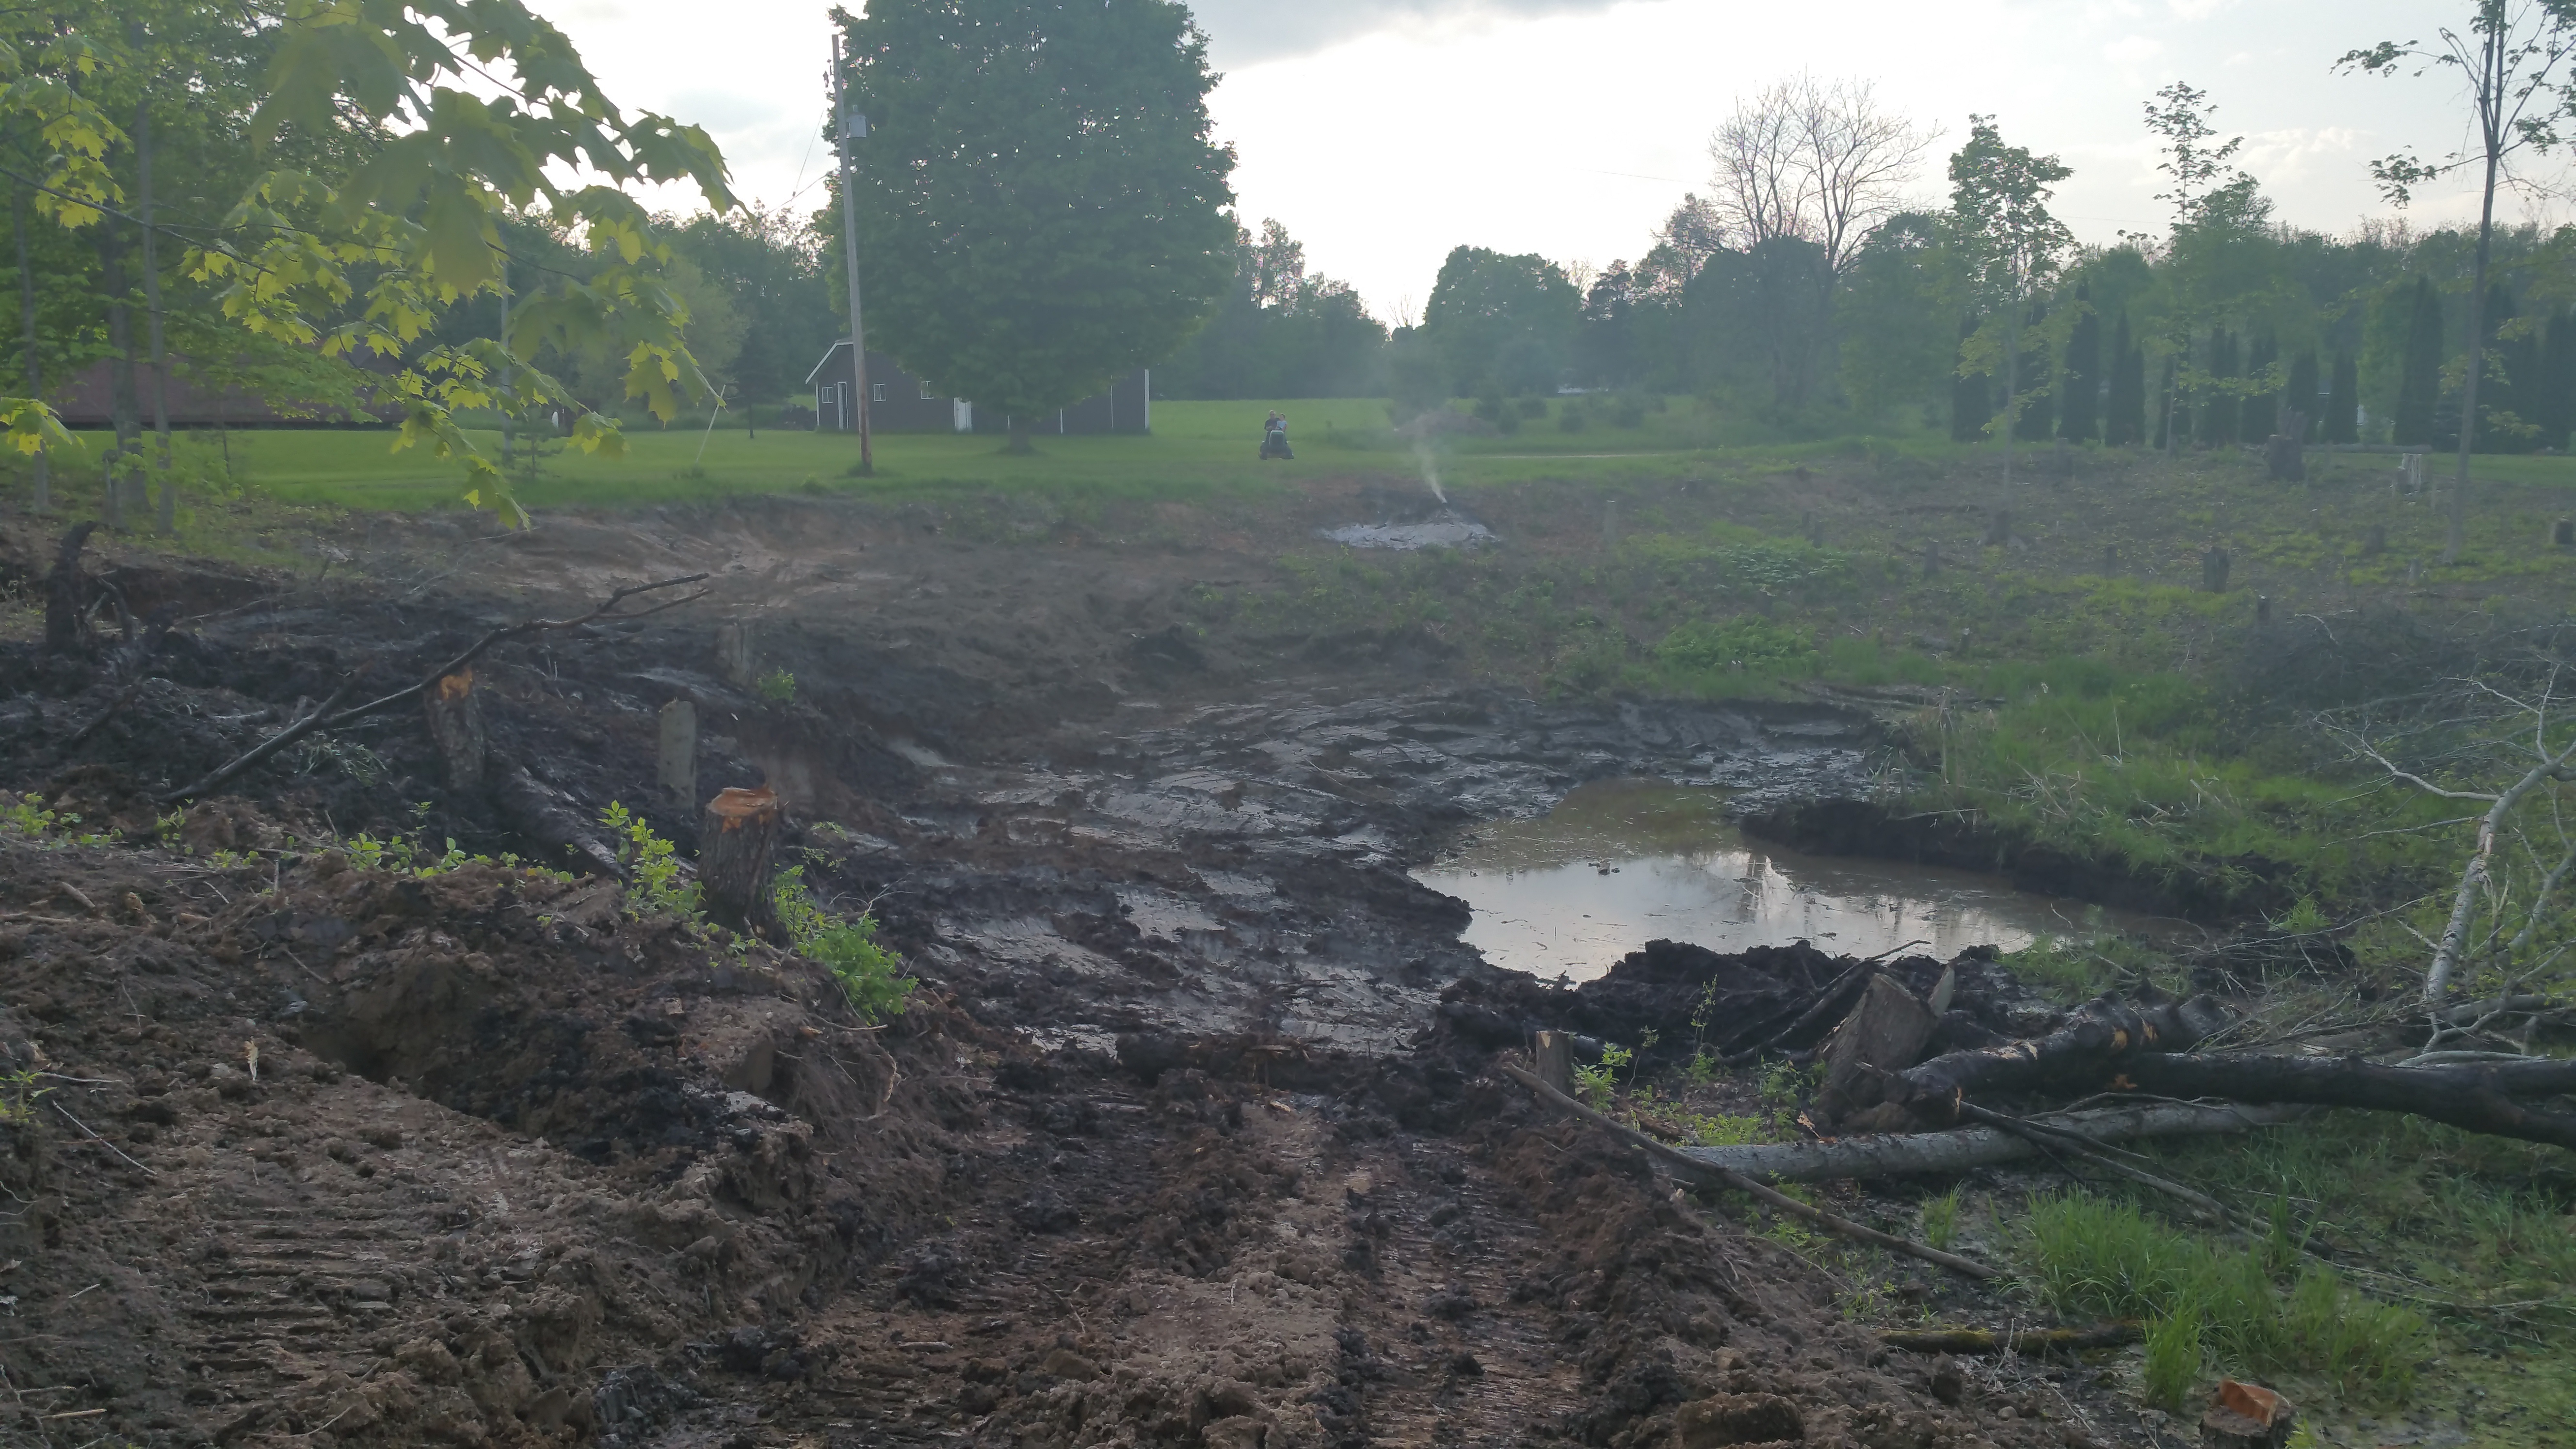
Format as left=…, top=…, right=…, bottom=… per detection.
left=658, top=700, right=698, bottom=808
left=1532, top=1031, right=1574, bottom=1097
left=422, top=668, right=487, bottom=791
left=701, top=786, right=783, bottom=936
left=716, top=622, right=757, bottom=687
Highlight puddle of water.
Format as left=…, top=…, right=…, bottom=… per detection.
left=1416, top=779, right=2165, bottom=982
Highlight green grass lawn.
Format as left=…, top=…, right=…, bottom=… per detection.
left=11, top=399, right=1855, bottom=515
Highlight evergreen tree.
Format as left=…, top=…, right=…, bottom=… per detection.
left=2540, top=308, right=2576, bottom=451
left=2196, top=330, right=2239, bottom=445
left=2327, top=350, right=2359, bottom=444
left=2013, top=300, right=2053, bottom=440
left=1951, top=314, right=1992, bottom=441
left=2284, top=349, right=2319, bottom=441
left=2060, top=282, right=2100, bottom=442
left=2241, top=332, right=2278, bottom=440
left=2393, top=277, right=2443, bottom=446
left=2106, top=315, right=2146, bottom=446
left=2153, top=354, right=2176, bottom=450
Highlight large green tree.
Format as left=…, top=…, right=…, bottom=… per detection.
left=836, top=0, right=1236, bottom=452
left=2, top=0, right=737, bottom=521
left=1421, top=246, right=1578, bottom=397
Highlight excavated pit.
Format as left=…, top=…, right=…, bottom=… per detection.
left=0, top=498, right=2161, bottom=1449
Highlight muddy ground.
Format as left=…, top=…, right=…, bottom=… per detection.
left=0, top=491, right=2175, bottom=1449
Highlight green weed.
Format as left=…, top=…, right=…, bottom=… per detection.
left=2142, top=1304, right=2201, bottom=1411
left=1573, top=1041, right=1634, bottom=1109
left=756, top=668, right=797, bottom=704
left=1920, top=1188, right=1961, bottom=1251
left=0, top=1065, right=51, bottom=1124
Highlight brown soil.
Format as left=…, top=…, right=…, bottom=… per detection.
left=0, top=494, right=2160, bottom=1449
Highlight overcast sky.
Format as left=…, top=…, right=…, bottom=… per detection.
left=552, top=0, right=2517, bottom=320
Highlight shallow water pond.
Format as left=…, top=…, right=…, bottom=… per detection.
left=1415, top=779, right=2166, bottom=982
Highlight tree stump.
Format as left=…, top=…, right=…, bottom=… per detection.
left=1922, top=542, right=1942, bottom=579
left=421, top=668, right=488, bottom=791
left=700, top=786, right=782, bottom=936
left=42, top=521, right=97, bottom=655
left=1807, top=973, right=1940, bottom=1132
left=1533, top=1031, right=1574, bottom=1098
left=2198, top=1379, right=2292, bottom=1449
left=1983, top=508, right=2010, bottom=546
left=1601, top=498, right=1621, bottom=549
left=2554, top=518, right=2575, bottom=549
left=2362, top=524, right=2386, bottom=557
left=2201, top=547, right=2231, bottom=594
left=657, top=700, right=698, bottom=807
left=2263, top=412, right=2305, bottom=482
left=2254, top=595, right=2271, bottom=626
left=715, top=621, right=757, bottom=687
left=2101, top=544, right=2119, bottom=575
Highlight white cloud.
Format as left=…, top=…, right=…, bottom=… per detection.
left=2103, top=34, right=2162, bottom=66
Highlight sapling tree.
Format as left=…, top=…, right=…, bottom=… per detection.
left=1946, top=115, right=2073, bottom=485
left=2343, top=2, right=2576, bottom=561
left=2140, top=83, right=2282, bottom=462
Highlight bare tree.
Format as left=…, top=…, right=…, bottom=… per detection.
left=1706, top=73, right=1932, bottom=274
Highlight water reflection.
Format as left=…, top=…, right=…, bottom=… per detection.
left=1415, top=779, right=2160, bottom=982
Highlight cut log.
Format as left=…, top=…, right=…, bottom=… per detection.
left=1677, top=1101, right=2308, bottom=1183
left=701, top=786, right=783, bottom=936
left=657, top=699, right=698, bottom=808
left=1854, top=994, right=2235, bottom=1132
left=2119, top=1052, right=2576, bottom=1151
left=43, top=521, right=97, bottom=653
left=1808, top=973, right=1939, bottom=1130
left=1881, top=1323, right=2138, bottom=1355
left=1532, top=1030, right=1574, bottom=1098
left=1499, top=1061, right=2000, bottom=1280
left=421, top=668, right=487, bottom=791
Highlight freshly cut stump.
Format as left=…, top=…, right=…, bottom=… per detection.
left=702, top=786, right=782, bottom=936
left=422, top=668, right=488, bottom=791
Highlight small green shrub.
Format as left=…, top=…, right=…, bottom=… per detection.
left=1517, top=396, right=1547, bottom=419
left=1573, top=1041, right=1634, bottom=1108
left=1686, top=1112, right=1769, bottom=1147
left=1920, top=1188, right=1962, bottom=1251
left=756, top=669, right=797, bottom=704
left=1658, top=617, right=1818, bottom=674
left=773, top=866, right=915, bottom=1022
left=1559, top=403, right=1588, bottom=433
left=601, top=802, right=701, bottom=920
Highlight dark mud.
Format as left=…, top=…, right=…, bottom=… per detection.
left=0, top=506, right=2163, bottom=1448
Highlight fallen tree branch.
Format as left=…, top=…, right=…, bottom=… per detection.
left=1675, top=1101, right=2309, bottom=1183
left=1879, top=1323, right=2139, bottom=1355
left=1955, top=1101, right=2236, bottom=1229
left=156, top=575, right=710, bottom=806
left=313, top=573, right=710, bottom=731
left=1498, top=1061, right=1999, bottom=1280
left=157, top=673, right=365, bottom=805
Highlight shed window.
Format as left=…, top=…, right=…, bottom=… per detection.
left=869, top=383, right=887, bottom=402
left=920, top=381, right=938, bottom=400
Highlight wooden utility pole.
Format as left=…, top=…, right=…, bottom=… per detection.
left=138, top=86, right=175, bottom=534
left=831, top=33, right=874, bottom=477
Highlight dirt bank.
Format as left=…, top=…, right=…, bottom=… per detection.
left=0, top=500, right=2161, bottom=1448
